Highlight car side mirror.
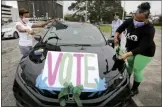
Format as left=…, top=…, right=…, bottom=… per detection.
left=34, top=35, right=42, bottom=42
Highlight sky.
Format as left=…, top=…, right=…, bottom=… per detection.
left=4, top=1, right=162, bottom=16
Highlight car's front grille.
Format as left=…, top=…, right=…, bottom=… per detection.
left=31, top=85, right=110, bottom=100
left=21, top=72, right=122, bottom=101
left=17, top=69, right=129, bottom=107
left=20, top=65, right=127, bottom=106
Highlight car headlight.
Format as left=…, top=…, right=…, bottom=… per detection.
left=17, top=63, right=34, bottom=87
left=17, top=64, right=23, bottom=78
left=17, top=61, right=26, bottom=78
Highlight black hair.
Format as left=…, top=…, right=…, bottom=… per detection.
left=113, top=12, right=119, bottom=17
left=19, top=8, right=29, bottom=17
left=136, top=2, right=151, bottom=18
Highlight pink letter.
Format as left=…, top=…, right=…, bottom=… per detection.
left=73, top=53, right=84, bottom=85
left=48, top=52, right=63, bottom=86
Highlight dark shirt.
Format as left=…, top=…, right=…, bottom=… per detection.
left=116, top=18, right=156, bottom=57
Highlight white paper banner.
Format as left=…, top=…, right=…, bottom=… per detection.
left=36, top=51, right=106, bottom=92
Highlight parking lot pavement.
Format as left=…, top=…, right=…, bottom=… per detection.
left=132, top=29, right=161, bottom=106
left=2, top=39, right=19, bottom=106
left=1, top=30, right=161, bottom=106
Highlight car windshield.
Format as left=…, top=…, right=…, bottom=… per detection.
left=42, top=22, right=106, bottom=45
left=2, top=22, right=16, bottom=28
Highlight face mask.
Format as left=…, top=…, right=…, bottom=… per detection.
left=22, top=18, right=29, bottom=23
left=133, top=19, right=145, bottom=28
left=114, top=16, right=119, bottom=20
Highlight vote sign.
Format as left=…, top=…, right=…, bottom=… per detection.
left=36, top=51, right=101, bottom=91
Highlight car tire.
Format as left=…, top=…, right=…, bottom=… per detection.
left=14, top=32, right=19, bottom=39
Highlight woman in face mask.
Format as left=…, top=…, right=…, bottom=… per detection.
left=16, top=8, right=55, bottom=59
left=113, top=2, right=156, bottom=96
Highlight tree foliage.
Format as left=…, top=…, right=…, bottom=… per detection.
left=159, top=15, right=162, bottom=23
left=68, top=0, right=125, bottom=23
left=64, top=14, right=81, bottom=22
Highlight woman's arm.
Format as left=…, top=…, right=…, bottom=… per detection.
left=114, top=19, right=131, bottom=45
left=31, top=20, right=55, bottom=28
left=114, top=19, right=131, bottom=38
left=111, top=21, right=113, bottom=36
left=120, top=51, right=133, bottom=60
left=16, top=24, right=35, bottom=35
left=16, top=25, right=26, bottom=32
left=120, top=27, right=155, bottom=60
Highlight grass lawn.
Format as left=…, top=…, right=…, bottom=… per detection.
left=154, top=26, right=162, bottom=29
left=99, top=25, right=111, bottom=33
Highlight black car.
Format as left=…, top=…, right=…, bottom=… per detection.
left=13, top=21, right=133, bottom=107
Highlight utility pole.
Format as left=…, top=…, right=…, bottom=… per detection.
left=52, top=0, right=55, bottom=19
left=122, top=1, right=125, bottom=21
left=85, top=1, right=88, bottom=22
left=31, top=2, right=36, bottom=20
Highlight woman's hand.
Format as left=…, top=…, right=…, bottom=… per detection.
left=114, top=37, right=119, bottom=46
left=32, top=19, right=56, bottom=28
left=120, top=52, right=133, bottom=60
left=48, top=19, right=56, bottom=22
left=120, top=53, right=128, bottom=60
left=26, top=29, right=35, bottom=35
left=113, top=32, right=120, bottom=46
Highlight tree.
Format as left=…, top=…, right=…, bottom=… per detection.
left=159, top=15, right=162, bottom=23
left=68, top=0, right=125, bottom=23
left=64, top=14, right=80, bottom=22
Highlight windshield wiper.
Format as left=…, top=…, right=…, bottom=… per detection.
left=44, top=27, right=62, bottom=45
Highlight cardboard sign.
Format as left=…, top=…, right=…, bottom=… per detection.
left=36, top=51, right=106, bottom=92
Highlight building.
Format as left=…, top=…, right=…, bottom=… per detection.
left=2, top=4, right=13, bottom=22
left=2, top=1, right=19, bottom=22
left=2, top=1, right=6, bottom=5
left=11, top=8, right=19, bottom=22
left=17, top=0, right=63, bottom=19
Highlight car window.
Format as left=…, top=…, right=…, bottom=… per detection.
left=42, top=23, right=106, bottom=45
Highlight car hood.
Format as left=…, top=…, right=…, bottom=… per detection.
left=20, top=44, right=121, bottom=91
left=2, top=28, right=12, bottom=32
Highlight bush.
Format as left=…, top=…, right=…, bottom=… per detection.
left=159, top=15, right=162, bottom=23
left=153, top=22, right=162, bottom=26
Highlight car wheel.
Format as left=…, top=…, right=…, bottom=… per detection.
left=14, top=32, right=19, bottom=39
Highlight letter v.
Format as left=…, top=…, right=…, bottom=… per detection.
left=48, top=52, right=63, bottom=86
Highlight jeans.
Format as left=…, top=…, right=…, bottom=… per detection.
left=19, top=46, right=32, bottom=59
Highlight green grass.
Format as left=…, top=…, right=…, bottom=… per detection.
left=99, top=25, right=111, bottom=33
left=154, top=26, right=162, bottom=29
